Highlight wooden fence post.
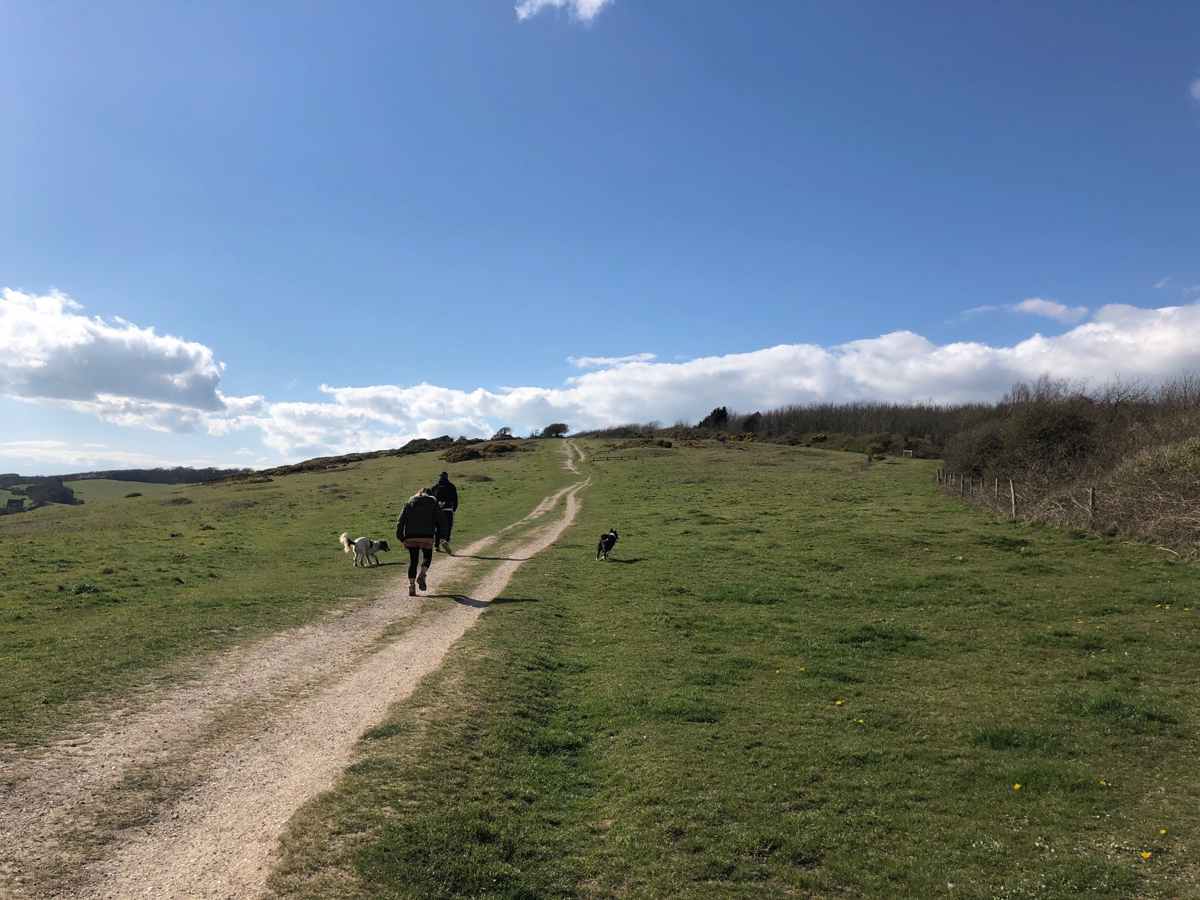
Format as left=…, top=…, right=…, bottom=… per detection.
left=994, top=477, right=999, bottom=501
left=1088, top=487, right=1095, bottom=524
left=1009, top=479, right=1016, bottom=520
left=959, top=474, right=965, bottom=497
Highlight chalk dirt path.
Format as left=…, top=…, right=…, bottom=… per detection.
left=563, top=439, right=585, bottom=474
left=0, top=451, right=589, bottom=899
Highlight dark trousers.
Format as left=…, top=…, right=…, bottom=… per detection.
left=442, top=509, right=454, bottom=543
left=407, top=546, right=432, bottom=578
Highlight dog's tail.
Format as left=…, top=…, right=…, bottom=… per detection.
left=339, top=531, right=353, bottom=553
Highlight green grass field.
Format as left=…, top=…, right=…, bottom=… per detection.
left=266, top=441, right=1200, bottom=899
left=0, top=444, right=574, bottom=743
left=63, top=478, right=178, bottom=503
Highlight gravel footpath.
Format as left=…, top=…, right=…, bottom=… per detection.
left=0, top=462, right=588, bottom=899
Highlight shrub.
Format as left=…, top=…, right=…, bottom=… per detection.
left=442, top=442, right=522, bottom=464
left=1098, top=438, right=1200, bottom=551
left=943, top=419, right=1008, bottom=476
left=942, top=376, right=1200, bottom=555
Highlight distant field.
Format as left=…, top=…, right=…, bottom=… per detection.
left=271, top=440, right=1200, bottom=900
left=0, top=444, right=573, bottom=743
left=64, top=479, right=177, bottom=502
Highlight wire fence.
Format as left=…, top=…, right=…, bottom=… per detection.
left=936, top=468, right=1098, bottom=527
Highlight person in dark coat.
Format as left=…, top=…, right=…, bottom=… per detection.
left=429, top=471, right=459, bottom=554
left=395, top=488, right=449, bottom=596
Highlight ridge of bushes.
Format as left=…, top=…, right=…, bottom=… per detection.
left=577, top=375, right=1200, bottom=554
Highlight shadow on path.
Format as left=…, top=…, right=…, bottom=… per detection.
left=605, top=557, right=645, bottom=564
left=452, top=554, right=530, bottom=562
left=429, top=594, right=542, bottom=609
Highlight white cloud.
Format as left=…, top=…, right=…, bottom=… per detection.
left=567, top=352, right=656, bottom=368
left=1154, top=276, right=1172, bottom=289
left=1190, top=78, right=1200, bottom=103
left=240, top=303, right=1200, bottom=457
left=515, top=0, right=612, bottom=23
left=0, top=288, right=224, bottom=416
left=964, top=297, right=1087, bottom=324
left=8, top=287, right=1200, bottom=467
left=0, top=289, right=273, bottom=439
left=1012, top=297, right=1089, bottom=324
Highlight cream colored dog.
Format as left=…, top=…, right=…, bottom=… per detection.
left=339, top=532, right=390, bottom=567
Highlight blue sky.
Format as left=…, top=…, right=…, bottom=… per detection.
left=3, top=1, right=1199, bottom=474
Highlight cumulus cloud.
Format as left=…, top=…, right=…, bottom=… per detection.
left=1, top=288, right=225, bottom=418
left=1190, top=78, right=1200, bottom=103
left=8, top=287, right=1200, bottom=466
left=1154, top=276, right=1172, bottom=289
left=567, top=352, right=656, bottom=369
left=246, top=303, right=1200, bottom=458
left=964, top=297, right=1088, bottom=324
left=0, top=289, right=272, bottom=440
left=515, top=0, right=612, bottom=23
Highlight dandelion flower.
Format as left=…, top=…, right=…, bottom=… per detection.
left=855, top=719, right=865, bottom=725
left=1140, top=851, right=1152, bottom=861
left=1012, top=783, right=1022, bottom=792
left=1159, top=828, right=1168, bottom=836
left=835, top=699, right=845, bottom=706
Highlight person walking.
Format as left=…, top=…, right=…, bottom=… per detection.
left=395, top=488, right=448, bottom=597
left=429, top=471, right=459, bottom=554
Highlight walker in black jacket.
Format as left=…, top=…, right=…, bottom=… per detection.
left=395, top=490, right=449, bottom=596
left=429, top=471, right=458, bottom=554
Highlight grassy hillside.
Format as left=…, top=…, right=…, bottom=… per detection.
left=0, top=444, right=573, bottom=743
left=64, top=479, right=177, bottom=503
left=270, top=441, right=1200, bottom=900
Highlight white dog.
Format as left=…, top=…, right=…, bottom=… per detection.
left=339, top=532, right=391, bottom=567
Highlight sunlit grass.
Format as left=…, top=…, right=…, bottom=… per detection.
left=0, top=444, right=572, bottom=743
left=270, top=440, right=1200, bottom=899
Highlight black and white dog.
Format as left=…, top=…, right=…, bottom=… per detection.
left=340, top=531, right=391, bottom=567
left=596, top=528, right=619, bottom=561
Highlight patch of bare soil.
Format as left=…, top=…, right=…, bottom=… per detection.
left=0, top=471, right=589, bottom=899
left=563, top=439, right=585, bottom=474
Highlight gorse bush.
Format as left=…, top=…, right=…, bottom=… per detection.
left=944, top=376, right=1200, bottom=483
left=943, top=375, right=1200, bottom=553
left=1097, top=437, right=1200, bottom=550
